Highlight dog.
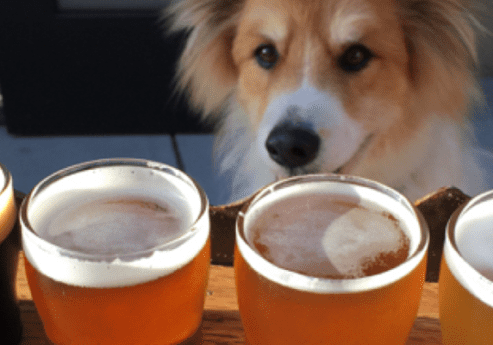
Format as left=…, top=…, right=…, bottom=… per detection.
left=164, top=0, right=493, bottom=202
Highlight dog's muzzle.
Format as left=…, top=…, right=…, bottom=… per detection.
left=265, top=121, right=320, bottom=169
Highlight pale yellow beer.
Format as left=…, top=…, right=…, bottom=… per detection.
left=235, top=174, right=429, bottom=345
left=21, top=159, right=210, bottom=345
left=439, top=190, right=493, bottom=345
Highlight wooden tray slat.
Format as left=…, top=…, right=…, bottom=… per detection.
left=14, top=186, right=467, bottom=344
left=16, top=252, right=442, bottom=344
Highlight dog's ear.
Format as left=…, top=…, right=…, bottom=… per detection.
left=163, top=0, right=245, bottom=121
left=398, top=0, right=485, bottom=119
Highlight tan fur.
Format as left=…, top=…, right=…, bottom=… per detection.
left=164, top=0, right=489, bottom=201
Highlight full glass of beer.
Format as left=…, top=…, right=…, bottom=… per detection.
left=0, top=163, right=22, bottom=344
left=439, top=190, right=493, bottom=345
left=20, top=159, right=210, bottom=345
left=235, top=174, right=429, bottom=345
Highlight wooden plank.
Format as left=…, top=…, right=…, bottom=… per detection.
left=15, top=252, right=442, bottom=344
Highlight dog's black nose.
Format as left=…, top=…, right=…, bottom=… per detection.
left=265, top=121, right=320, bottom=168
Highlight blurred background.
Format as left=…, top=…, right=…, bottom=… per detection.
left=0, top=0, right=492, bottom=205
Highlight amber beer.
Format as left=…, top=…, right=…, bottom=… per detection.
left=0, top=164, right=22, bottom=345
left=235, top=175, right=429, bottom=345
left=439, top=190, right=493, bottom=345
left=20, top=159, right=210, bottom=345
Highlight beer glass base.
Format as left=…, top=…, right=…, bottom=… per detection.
left=20, top=160, right=211, bottom=345
left=235, top=175, right=429, bottom=345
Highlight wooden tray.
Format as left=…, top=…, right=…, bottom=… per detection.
left=15, top=187, right=470, bottom=344
left=16, top=253, right=442, bottom=344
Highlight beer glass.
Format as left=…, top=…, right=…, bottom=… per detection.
left=235, top=174, right=429, bottom=345
left=439, top=190, right=493, bottom=345
left=0, top=164, right=22, bottom=344
left=20, top=159, right=210, bottom=345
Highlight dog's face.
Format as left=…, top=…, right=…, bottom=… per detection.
left=166, top=0, right=478, bottom=197
left=232, top=0, right=414, bottom=180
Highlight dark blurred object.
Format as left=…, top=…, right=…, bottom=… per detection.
left=0, top=0, right=211, bottom=135
left=415, top=187, right=471, bottom=282
left=209, top=196, right=253, bottom=266
left=0, top=190, right=25, bottom=345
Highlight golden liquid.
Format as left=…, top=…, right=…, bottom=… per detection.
left=0, top=186, right=16, bottom=242
left=439, top=257, right=493, bottom=345
left=235, top=245, right=427, bottom=345
left=253, top=231, right=410, bottom=279
left=248, top=195, right=411, bottom=279
left=26, top=240, right=210, bottom=345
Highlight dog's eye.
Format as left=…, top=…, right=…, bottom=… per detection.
left=338, top=44, right=373, bottom=72
left=255, top=44, right=279, bottom=70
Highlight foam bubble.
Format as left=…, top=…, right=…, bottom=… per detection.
left=443, top=211, right=493, bottom=308
left=455, top=200, right=493, bottom=282
left=246, top=182, right=412, bottom=279
left=42, top=196, right=191, bottom=255
left=21, top=161, right=209, bottom=288
left=251, top=201, right=344, bottom=278
left=321, top=205, right=408, bottom=278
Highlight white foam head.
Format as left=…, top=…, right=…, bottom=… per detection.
left=21, top=159, right=209, bottom=288
left=236, top=174, right=429, bottom=293
left=444, top=190, right=493, bottom=307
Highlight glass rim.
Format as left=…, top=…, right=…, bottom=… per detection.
left=444, top=189, right=493, bottom=307
left=0, top=162, right=12, bottom=197
left=20, top=158, right=210, bottom=261
left=0, top=162, right=14, bottom=243
left=236, top=173, right=430, bottom=294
